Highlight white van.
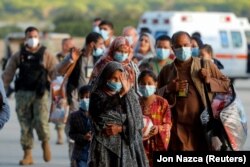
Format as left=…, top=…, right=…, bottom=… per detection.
left=238, top=17, right=250, bottom=73
left=238, top=17, right=250, bottom=45
left=137, top=11, right=250, bottom=80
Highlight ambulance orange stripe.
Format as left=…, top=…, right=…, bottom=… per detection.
left=215, top=54, right=248, bottom=59
left=236, top=55, right=248, bottom=59
left=215, top=54, right=233, bottom=59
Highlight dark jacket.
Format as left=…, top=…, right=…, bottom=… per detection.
left=69, top=109, right=92, bottom=161
left=213, top=58, right=224, bottom=70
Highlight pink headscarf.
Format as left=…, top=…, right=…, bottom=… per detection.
left=90, top=36, right=135, bottom=85
left=107, top=36, right=133, bottom=62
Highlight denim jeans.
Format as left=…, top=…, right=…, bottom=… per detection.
left=76, top=160, right=88, bottom=167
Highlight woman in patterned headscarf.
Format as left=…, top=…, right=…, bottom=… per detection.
left=89, top=36, right=140, bottom=94
left=88, top=61, right=149, bottom=167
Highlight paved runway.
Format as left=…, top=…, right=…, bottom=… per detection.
left=0, top=79, right=249, bottom=167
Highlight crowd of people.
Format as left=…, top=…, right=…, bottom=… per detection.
left=0, top=17, right=231, bottom=167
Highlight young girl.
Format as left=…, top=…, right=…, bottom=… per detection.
left=89, top=61, right=149, bottom=167
left=138, top=70, right=172, bottom=167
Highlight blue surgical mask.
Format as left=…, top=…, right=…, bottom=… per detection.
left=93, top=26, right=100, bottom=33
left=79, top=98, right=90, bottom=111
left=100, top=29, right=109, bottom=41
left=107, top=81, right=122, bottom=92
left=139, top=85, right=156, bottom=97
left=93, top=47, right=104, bottom=57
left=174, top=47, right=192, bottom=61
left=156, top=48, right=170, bottom=60
left=125, top=36, right=133, bottom=45
left=192, top=47, right=199, bottom=57
left=114, top=52, right=128, bottom=62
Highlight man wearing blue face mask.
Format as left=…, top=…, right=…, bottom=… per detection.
left=157, top=31, right=230, bottom=151
left=139, top=35, right=175, bottom=75
left=56, top=32, right=104, bottom=166
left=57, top=32, right=104, bottom=112
left=69, top=85, right=92, bottom=167
left=99, top=20, right=115, bottom=49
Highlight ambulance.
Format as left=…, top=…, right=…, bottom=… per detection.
left=238, top=17, right=250, bottom=73
left=137, top=11, right=250, bottom=80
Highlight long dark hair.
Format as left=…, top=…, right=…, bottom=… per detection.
left=138, top=70, right=157, bottom=83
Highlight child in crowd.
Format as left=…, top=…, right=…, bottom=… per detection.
left=69, top=85, right=92, bottom=167
left=138, top=70, right=172, bottom=167
left=200, top=44, right=224, bottom=70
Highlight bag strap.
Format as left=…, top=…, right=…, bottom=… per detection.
left=64, top=49, right=81, bottom=78
left=200, top=59, right=214, bottom=119
left=64, top=60, right=77, bottom=78
left=61, top=51, right=80, bottom=83
left=54, top=51, right=80, bottom=97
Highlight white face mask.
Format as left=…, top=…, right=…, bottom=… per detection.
left=26, top=38, right=39, bottom=48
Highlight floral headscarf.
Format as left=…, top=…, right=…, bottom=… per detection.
left=107, top=36, right=133, bottom=61
left=89, top=36, right=136, bottom=87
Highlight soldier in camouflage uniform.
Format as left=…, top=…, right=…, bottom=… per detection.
left=2, top=26, right=58, bottom=165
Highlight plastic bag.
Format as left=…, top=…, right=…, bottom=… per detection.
left=49, top=76, right=69, bottom=124
left=211, top=86, right=247, bottom=151
left=49, top=97, right=69, bottom=123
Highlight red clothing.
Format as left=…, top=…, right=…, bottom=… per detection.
left=140, top=95, right=172, bottom=167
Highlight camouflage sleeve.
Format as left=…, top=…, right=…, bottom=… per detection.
left=2, top=52, right=20, bottom=90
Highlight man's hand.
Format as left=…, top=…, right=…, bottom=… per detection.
left=177, top=80, right=188, bottom=92
left=167, top=79, right=188, bottom=92
left=199, top=68, right=211, bottom=84
left=70, top=47, right=81, bottom=62
left=166, top=79, right=178, bottom=92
